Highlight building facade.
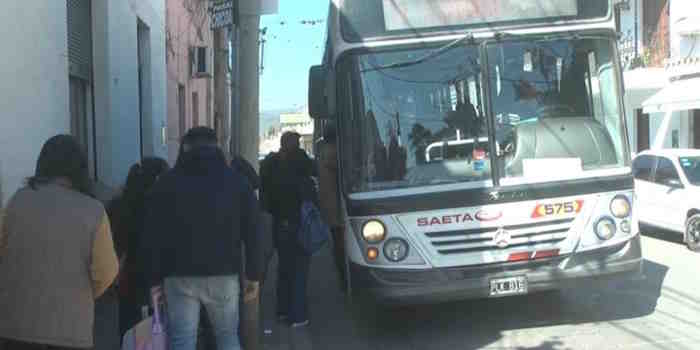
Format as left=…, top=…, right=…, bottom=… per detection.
left=165, top=0, right=215, bottom=164
left=259, top=108, right=315, bottom=157
left=641, top=0, right=700, bottom=149
left=618, top=0, right=700, bottom=154
left=0, top=0, right=167, bottom=204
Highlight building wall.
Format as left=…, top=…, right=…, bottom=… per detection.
left=0, top=0, right=167, bottom=205
left=0, top=1, right=71, bottom=205
left=166, top=0, right=214, bottom=165
left=619, top=0, right=700, bottom=152
left=93, top=0, right=168, bottom=188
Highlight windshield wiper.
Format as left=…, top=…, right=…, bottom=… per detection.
left=362, top=32, right=475, bottom=72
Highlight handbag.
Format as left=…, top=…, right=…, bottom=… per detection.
left=297, top=200, right=330, bottom=256
left=121, top=288, right=168, bottom=350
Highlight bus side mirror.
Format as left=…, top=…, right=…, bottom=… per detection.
left=309, top=65, right=331, bottom=119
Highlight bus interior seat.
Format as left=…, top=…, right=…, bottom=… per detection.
left=406, top=159, right=491, bottom=184
left=506, top=117, right=617, bottom=176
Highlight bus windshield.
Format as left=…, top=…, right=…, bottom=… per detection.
left=340, top=43, right=491, bottom=193
left=339, top=36, right=627, bottom=193
left=341, top=0, right=610, bottom=42
left=488, top=37, right=627, bottom=181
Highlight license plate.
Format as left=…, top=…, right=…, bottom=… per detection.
left=489, top=276, right=528, bottom=297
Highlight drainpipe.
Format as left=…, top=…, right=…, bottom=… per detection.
left=634, top=0, right=639, bottom=57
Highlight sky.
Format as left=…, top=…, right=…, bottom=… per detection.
left=259, top=0, right=329, bottom=112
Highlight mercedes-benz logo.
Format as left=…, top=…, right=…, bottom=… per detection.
left=493, top=228, right=511, bottom=249
left=489, top=191, right=500, bottom=201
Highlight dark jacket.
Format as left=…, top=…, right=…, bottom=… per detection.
left=231, top=156, right=260, bottom=190
left=106, top=195, right=148, bottom=301
left=260, top=149, right=314, bottom=226
left=143, top=147, right=263, bottom=286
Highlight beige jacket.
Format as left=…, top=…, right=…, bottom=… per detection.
left=0, top=184, right=119, bottom=348
left=319, top=141, right=341, bottom=228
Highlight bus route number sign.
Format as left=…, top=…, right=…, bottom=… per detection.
left=531, top=200, right=583, bottom=219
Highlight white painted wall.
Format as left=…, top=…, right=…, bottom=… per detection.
left=93, top=0, right=167, bottom=188
left=0, top=1, right=71, bottom=205
left=649, top=111, right=692, bottom=148
left=0, top=0, right=166, bottom=204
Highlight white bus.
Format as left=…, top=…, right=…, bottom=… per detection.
left=309, top=0, right=642, bottom=303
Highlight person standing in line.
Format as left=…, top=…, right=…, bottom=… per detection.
left=106, top=157, right=169, bottom=341
left=261, top=131, right=315, bottom=328
left=317, top=123, right=346, bottom=293
left=142, top=127, right=263, bottom=350
left=0, top=135, right=119, bottom=350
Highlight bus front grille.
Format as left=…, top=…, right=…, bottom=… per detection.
left=424, top=218, right=575, bottom=255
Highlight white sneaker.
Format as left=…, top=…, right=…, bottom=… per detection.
left=291, top=320, right=310, bottom=328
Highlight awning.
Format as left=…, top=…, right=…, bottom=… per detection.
left=642, top=78, right=700, bottom=113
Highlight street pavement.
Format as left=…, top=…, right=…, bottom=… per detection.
left=260, top=232, right=699, bottom=350
left=95, top=232, right=700, bottom=350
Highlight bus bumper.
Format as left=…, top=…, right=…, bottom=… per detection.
left=349, top=235, right=643, bottom=305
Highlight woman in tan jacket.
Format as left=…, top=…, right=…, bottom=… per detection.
left=318, top=123, right=346, bottom=292
left=0, top=135, right=119, bottom=350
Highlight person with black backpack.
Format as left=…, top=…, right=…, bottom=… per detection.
left=260, top=131, right=316, bottom=328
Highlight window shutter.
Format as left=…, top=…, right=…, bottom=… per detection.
left=67, top=0, right=92, bottom=81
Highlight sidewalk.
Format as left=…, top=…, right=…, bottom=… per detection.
left=93, top=241, right=347, bottom=350
left=260, top=242, right=358, bottom=350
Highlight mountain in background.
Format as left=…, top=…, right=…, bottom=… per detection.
left=259, top=108, right=300, bottom=137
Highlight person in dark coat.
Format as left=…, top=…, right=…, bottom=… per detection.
left=261, top=131, right=315, bottom=328
left=142, top=127, right=263, bottom=350
left=106, top=157, right=169, bottom=342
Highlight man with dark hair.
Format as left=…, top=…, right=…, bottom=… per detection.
left=260, top=131, right=315, bottom=328
left=143, top=127, right=263, bottom=350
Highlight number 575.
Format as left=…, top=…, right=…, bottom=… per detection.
left=544, top=202, right=575, bottom=215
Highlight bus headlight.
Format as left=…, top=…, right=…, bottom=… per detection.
left=383, top=238, right=409, bottom=262
left=610, top=195, right=631, bottom=218
left=595, top=217, right=617, bottom=240
left=362, top=220, right=386, bottom=243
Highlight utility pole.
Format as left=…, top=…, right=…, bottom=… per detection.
left=213, top=29, right=230, bottom=159
left=229, top=17, right=239, bottom=158
left=236, top=8, right=260, bottom=169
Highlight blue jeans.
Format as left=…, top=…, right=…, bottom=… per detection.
left=164, top=276, right=241, bottom=350
left=275, top=221, right=311, bottom=323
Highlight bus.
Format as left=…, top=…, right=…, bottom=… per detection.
left=309, top=0, right=642, bottom=304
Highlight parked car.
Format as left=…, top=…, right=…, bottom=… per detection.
left=632, top=149, right=700, bottom=251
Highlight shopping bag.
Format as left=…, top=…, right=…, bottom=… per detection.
left=121, top=287, right=168, bottom=350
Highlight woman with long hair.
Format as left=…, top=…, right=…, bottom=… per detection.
left=0, top=135, right=119, bottom=349
left=107, top=157, right=169, bottom=341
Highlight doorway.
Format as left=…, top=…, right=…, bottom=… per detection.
left=637, top=109, right=650, bottom=152
left=178, top=84, right=186, bottom=137
left=137, top=19, right=152, bottom=159
left=192, top=92, right=200, bottom=127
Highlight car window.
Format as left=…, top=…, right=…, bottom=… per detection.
left=632, top=155, right=655, bottom=182
left=654, top=157, right=680, bottom=185
left=679, top=156, right=700, bottom=185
